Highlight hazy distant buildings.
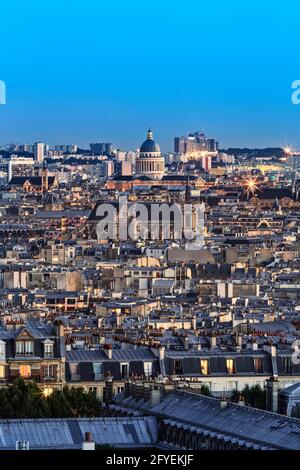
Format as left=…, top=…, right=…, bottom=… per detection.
left=90, top=142, right=113, bottom=155
left=55, top=144, right=78, bottom=154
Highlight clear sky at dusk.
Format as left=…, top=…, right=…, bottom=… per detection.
left=1, top=0, right=300, bottom=151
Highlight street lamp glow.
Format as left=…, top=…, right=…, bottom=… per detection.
left=283, top=146, right=292, bottom=155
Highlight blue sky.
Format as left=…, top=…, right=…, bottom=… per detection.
left=0, top=0, right=300, bottom=151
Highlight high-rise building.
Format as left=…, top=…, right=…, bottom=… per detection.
left=67, top=144, right=78, bottom=154
left=115, top=161, right=132, bottom=176
left=34, top=142, right=45, bottom=163
left=104, top=160, right=114, bottom=177
left=174, top=131, right=218, bottom=155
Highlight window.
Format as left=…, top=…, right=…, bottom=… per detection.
left=254, top=358, right=263, bottom=373
left=282, top=357, right=292, bottom=374
left=144, top=362, right=153, bottom=377
left=44, top=365, right=55, bottom=378
left=174, top=360, right=183, bottom=374
left=19, top=365, right=31, bottom=377
left=69, top=363, right=79, bottom=379
left=25, top=341, right=33, bottom=355
left=228, top=381, right=238, bottom=391
left=121, top=363, right=129, bottom=378
left=93, top=363, right=103, bottom=378
left=16, top=341, right=24, bottom=355
left=44, top=342, right=53, bottom=357
left=226, top=359, right=235, bottom=375
left=0, top=365, right=5, bottom=378
left=200, top=359, right=209, bottom=375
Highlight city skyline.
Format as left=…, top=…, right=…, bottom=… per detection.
left=1, top=0, right=300, bottom=151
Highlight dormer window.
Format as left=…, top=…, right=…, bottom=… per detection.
left=25, top=341, right=33, bottom=355
left=43, top=340, right=54, bottom=358
left=16, top=341, right=23, bottom=355
left=16, top=340, right=33, bottom=355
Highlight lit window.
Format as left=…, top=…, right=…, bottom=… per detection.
left=200, top=360, right=209, bottom=375
left=19, top=365, right=31, bottom=377
left=226, top=359, right=235, bottom=375
left=0, top=365, right=5, bottom=378
left=43, top=388, right=53, bottom=397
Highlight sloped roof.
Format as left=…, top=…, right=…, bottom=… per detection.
left=0, top=417, right=157, bottom=449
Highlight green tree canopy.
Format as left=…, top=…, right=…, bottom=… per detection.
left=0, top=378, right=102, bottom=419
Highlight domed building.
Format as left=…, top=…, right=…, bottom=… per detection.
left=135, top=129, right=165, bottom=180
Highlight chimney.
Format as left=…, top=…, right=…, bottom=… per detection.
left=104, top=344, right=112, bottom=359
left=150, top=386, right=162, bottom=406
left=263, top=343, right=277, bottom=357
left=55, top=321, right=64, bottom=338
left=124, top=380, right=132, bottom=398
left=81, top=432, right=95, bottom=451
left=220, top=397, right=228, bottom=409
left=133, top=382, right=144, bottom=401
left=159, top=346, right=165, bottom=361
left=103, top=376, right=114, bottom=404
left=236, top=334, right=242, bottom=349
left=237, top=394, right=245, bottom=406
left=209, top=335, right=217, bottom=349
left=143, top=384, right=151, bottom=402
left=151, top=345, right=165, bottom=360
left=266, top=377, right=279, bottom=413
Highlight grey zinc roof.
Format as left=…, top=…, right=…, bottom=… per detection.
left=114, top=390, right=300, bottom=450
left=0, top=417, right=157, bottom=449
left=66, top=348, right=156, bottom=362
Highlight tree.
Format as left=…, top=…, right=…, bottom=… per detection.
left=0, top=378, right=102, bottom=419
left=200, top=384, right=211, bottom=397
left=231, top=384, right=266, bottom=410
